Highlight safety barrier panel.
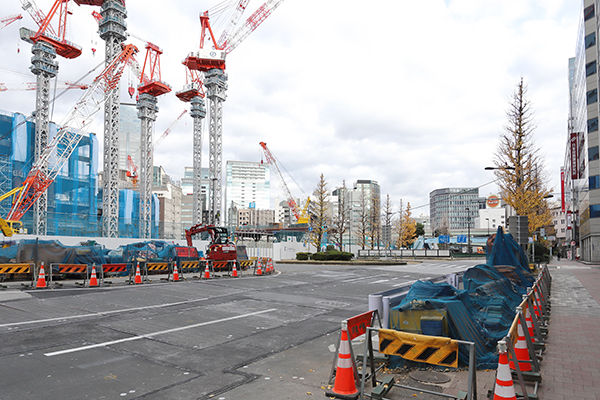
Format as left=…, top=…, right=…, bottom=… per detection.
left=178, top=260, right=199, bottom=272
left=146, top=262, right=169, bottom=272
left=0, top=263, right=32, bottom=275
left=102, top=263, right=129, bottom=274
left=355, top=326, right=477, bottom=400
left=238, top=259, right=254, bottom=270
left=212, top=260, right=228, bottom=271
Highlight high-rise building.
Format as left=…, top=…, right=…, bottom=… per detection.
left=429, top=188, right=480, bottom=233
left=118, top=103, right=141, bottom=171
left=225, top=161, right=270, bottom=226
left=566, top=2, right=599, bottom=261
left=0, top=110, right=98, bottom=235
left=153, top=166, right=182, bottom=239
left=181, top=166, right=209, bottom=231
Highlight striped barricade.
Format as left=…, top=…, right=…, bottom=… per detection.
left=179, top=260, right=199, bottom=273
left=238, top=259, right=254, bottom=271
left=102, top=263, right=129, bottom=275
left=50, top=263, right=89, bottom=286
left=0, top=263, right=32, bottom=282
left=146, top=262, right=169, bottom=274
left=212, top=260, right=229, bottom=272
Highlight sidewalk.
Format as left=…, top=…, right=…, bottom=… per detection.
left=539, top=259, right=600, bottom=400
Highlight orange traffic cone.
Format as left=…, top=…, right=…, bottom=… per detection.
left=256, top=259, right=262, bottom=276
left=204, top=264, right=210, bottom=279
left=172, top=262, right=179, bottom=282
left=267, top=259, right=273, bottom=274
left=36, top=262, right=47, bottom=289
left=525, top=306, right=535, bottom=343
left=533, top=288, right=543, bottom=317
left=509, top=322, right=532, bottom=372
left=494, top=340, right=517, bottom=400
left=134, top=262, right=142, bottom=284
left=89, top=265, right=99, bottom=287
left=325, top=321, right=359, bottom=400
left=232, top=260, right=238, bottom=278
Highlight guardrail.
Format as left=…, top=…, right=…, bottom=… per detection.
left=358, top=249, right=452, bottom=258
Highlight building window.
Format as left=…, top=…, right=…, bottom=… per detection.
left=586, top=32, right=597, bottom=49
left=587, top=61, right=597, bottom=77
left=590, top=146, right=600, bottom=161
left=591, top=205, right=600, bottom=218
left=585, top=4, right=595, bottom=21
left=588, top=89, right=598, bottom=105
left=590, top=175, right=600, bottom=190
left=589, top=117, right=599, bottom=133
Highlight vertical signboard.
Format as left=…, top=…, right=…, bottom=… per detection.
left=561, top=168, right=565, bottom=213
left=570, top=132, right=579, bottom=180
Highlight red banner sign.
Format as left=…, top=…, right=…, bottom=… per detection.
left=561, top=169, right=565, bottom=213
left=347, top=310, right=375, bottom=340
left=175, top=247, right=198, bottom=258
left=571, top=132, right=578, bottom=180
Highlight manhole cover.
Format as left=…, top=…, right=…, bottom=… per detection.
left=409, top=370, right=451, bottom=384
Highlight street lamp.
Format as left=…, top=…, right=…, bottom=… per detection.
left=465, top=207, right=471, bottom=254
left=485, top=217, right=489, bottom=236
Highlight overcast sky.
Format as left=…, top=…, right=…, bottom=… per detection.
left=0, top=0, right=581, bottom=216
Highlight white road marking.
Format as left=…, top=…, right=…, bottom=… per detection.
left=370, top=279, right=390, bottom=284
left=0, top=297, right=210, bottom=328
left=44, top=308, right=277, bottom=357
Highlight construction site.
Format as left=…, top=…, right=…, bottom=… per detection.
left=0, top=0, right=290, bottom=242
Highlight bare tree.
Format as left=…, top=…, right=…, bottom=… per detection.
left=369, top=193, right=381, bottom=249
left=332, top=180, right=349, bottom=251
left=493, top=77, right=552, bottom=234
left=309, top=174, right=330, bottom=251
left=356, top=189, right=370, bottom=250
left=381, top=194, right=394, bottom=249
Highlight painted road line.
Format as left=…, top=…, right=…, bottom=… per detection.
left=370, top=279, right=390, bottom=284
left=0, top=297, right=210, bottom=328
left=44, top=308, right=277, bottom=357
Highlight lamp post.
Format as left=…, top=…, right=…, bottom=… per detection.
left=486, top=217, right=489, bottom=236
left=466, top=207, right=471, bottom=254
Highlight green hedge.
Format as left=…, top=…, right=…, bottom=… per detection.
left=312, top=250, right=354, bottom=261
left=296, top=252, right=312, bottom=260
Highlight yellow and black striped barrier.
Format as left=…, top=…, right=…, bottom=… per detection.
left=238, top=260, right=254, bottom=270
left=179, top=260, right=199, bottom=271
left=146, top=262, right=169, bottom=272
left=0, top=263, right=31, bottom=274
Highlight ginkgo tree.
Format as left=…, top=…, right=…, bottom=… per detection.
left=395, top=199, right=417, bottom=248
left=492, top=78, right=553, bottom=234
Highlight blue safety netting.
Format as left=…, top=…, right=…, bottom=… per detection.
left=389, top=226, right=533, bottom=369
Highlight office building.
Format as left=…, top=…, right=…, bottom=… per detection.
left=429, top=187, right=480, bottom=233
left=566, top=2, right=600, bottom=261
left=225, top=161, right=270, bottom=226
left=181, top=166, right=209, bottom=231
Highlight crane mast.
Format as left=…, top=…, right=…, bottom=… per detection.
left=98, top=0, right=127, bottom=238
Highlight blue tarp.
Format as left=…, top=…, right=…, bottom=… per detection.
left=389, top=226, right=534, bottom=369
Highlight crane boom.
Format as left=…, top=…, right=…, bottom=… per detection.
left=0, top=14, right=23, bottom=30
left=259, top=141, right=303, bottom=222
left=225, top=0, right=286, bottom=54
left=7, top=44, right=139, bottom=222
left=20, top=0, right=54, bottom=35
left=216, top=0, right=251, bottom=49
left=154, top=109, right=187, bottom=148
left=0, top=81, right=87, bottom=92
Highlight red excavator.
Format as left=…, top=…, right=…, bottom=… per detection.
left=184, top=224, right=237, bottom=262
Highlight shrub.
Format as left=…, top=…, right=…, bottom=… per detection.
left=311, top=250, right=353, bottom=261
left=296, top=252, right=311, bottom=261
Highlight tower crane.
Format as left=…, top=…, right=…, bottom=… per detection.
left=181, top=0, right=287, bottom=227
left=129, top=42, right=171, bottom=238
left=5, top=44, right=140, bottom=226
left=18, top=0, right=90, bottom=235
left=0, top=14, right=23, bottom=31
left=259, top=142, right=310, bottom=225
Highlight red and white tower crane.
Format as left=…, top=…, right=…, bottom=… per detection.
left=0, top=81, right=87, bottom=92
left=6, top=44, right=140, bottom=225
left=180, top=0, right=286, bottom=226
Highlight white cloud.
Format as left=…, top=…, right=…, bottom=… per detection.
left=0, top=0, right=581, bottom=214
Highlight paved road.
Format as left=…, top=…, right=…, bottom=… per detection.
left=0, top=260, right=480, bottom=400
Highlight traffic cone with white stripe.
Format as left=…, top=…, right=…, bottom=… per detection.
left=325, top=320, right=359, bottom=400
left=89, top=264, right=99, bottom=287
left=494, top=340, right=517, bottom=400
left=134, top=262, right=142, bottom=284
left=172, top=262, right=179, bottom=282
left=36, top=262, right=47, bottom=289
left=256, top=259, right=262, bottom=276
left=204, top=263, right=211, bottom=279
left=509, top=321, right=532, bottom=372
left=231, top=260, right=238, bottom=277
left=525, top=306, right=535, bottom=343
